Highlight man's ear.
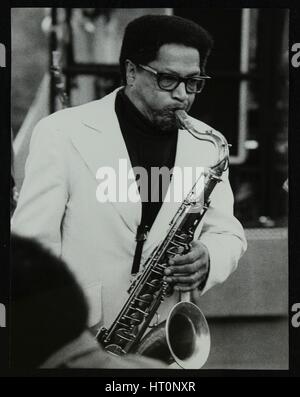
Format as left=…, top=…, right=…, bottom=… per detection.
left=125, top=59, right=137, bottom=86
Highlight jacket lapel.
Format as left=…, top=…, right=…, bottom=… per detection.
left=144, top=126, right=216, bottom=252
left=69, top=89, right=142, bottom=234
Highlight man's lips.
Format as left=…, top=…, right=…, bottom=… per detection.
left=171, top=104, right=188, bottom=112
left=160, top=107, right=186, bottom=114
left=159, top=105, right=188, bottom=118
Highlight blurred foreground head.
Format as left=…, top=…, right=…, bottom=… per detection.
left=10, top=234, right=88, bottom=368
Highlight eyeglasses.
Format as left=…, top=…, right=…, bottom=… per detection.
left=138, top=64, right=211, bottom=94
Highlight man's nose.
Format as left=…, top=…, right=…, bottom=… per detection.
left=172, top=81, right=189, bottom=102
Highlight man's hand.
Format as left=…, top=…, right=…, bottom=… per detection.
left=164, top=240, right=210, bottom=292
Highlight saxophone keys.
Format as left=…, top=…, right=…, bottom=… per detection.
left=151, top=268, right=164, bottom=276
left=130, top=307, right=148, bottom=316
left=122, top=314, right=142, bottom=324
left=148, top=312, right=160, bottom=328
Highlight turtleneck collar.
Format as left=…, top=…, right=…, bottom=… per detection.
left=117, top=88, right=177, bottom=138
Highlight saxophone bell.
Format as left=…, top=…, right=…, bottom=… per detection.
left=166, top=293, right=210, bottom=369
left=135, top=290, right=210, bottom=369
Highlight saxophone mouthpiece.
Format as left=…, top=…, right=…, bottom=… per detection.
left=175, top=109, right=187, bottom=117
left=175, top=109, right=190, bottom=129
left=175, top=109, right=187, bottom=120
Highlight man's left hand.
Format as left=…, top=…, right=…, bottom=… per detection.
left=164, top=240, right=210, bottom=292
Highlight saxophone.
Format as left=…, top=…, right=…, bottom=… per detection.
left=97, top=110, right=230, bottom=369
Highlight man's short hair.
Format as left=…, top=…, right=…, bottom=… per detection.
left=10, top=234, right=89, bottom=367
left=119, top=14, right=214, bottom=83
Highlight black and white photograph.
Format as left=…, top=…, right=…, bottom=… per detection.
left=1, top=2, right=299, bottom=378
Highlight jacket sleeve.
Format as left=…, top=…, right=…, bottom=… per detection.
left=11, top=118, right=69, bottom=257
left=198, top=169, right=247, bottom=295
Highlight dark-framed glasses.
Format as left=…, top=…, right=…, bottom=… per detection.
left=138, top=64, right=211, bottom=94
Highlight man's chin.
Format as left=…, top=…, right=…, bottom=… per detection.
left=155, top=114, right=178, bottom=133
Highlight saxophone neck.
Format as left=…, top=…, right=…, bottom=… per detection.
left=175, top=110, right=230, bottom=173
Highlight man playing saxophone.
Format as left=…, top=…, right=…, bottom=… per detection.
left=12, top=15, right=247, bottom=362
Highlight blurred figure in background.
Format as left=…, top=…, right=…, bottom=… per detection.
left=10, top=130, right=18, bottom=217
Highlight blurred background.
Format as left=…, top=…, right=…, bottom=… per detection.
left=11, top=8, right=289, bottom=369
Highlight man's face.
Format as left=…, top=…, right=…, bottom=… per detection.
left=127, top=43, right=201, bottom=132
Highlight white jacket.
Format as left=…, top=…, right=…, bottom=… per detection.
left=12, top=88, right=247, bottom=327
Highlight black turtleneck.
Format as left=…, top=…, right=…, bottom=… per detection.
left=115, top=88, right=178, bottom=231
